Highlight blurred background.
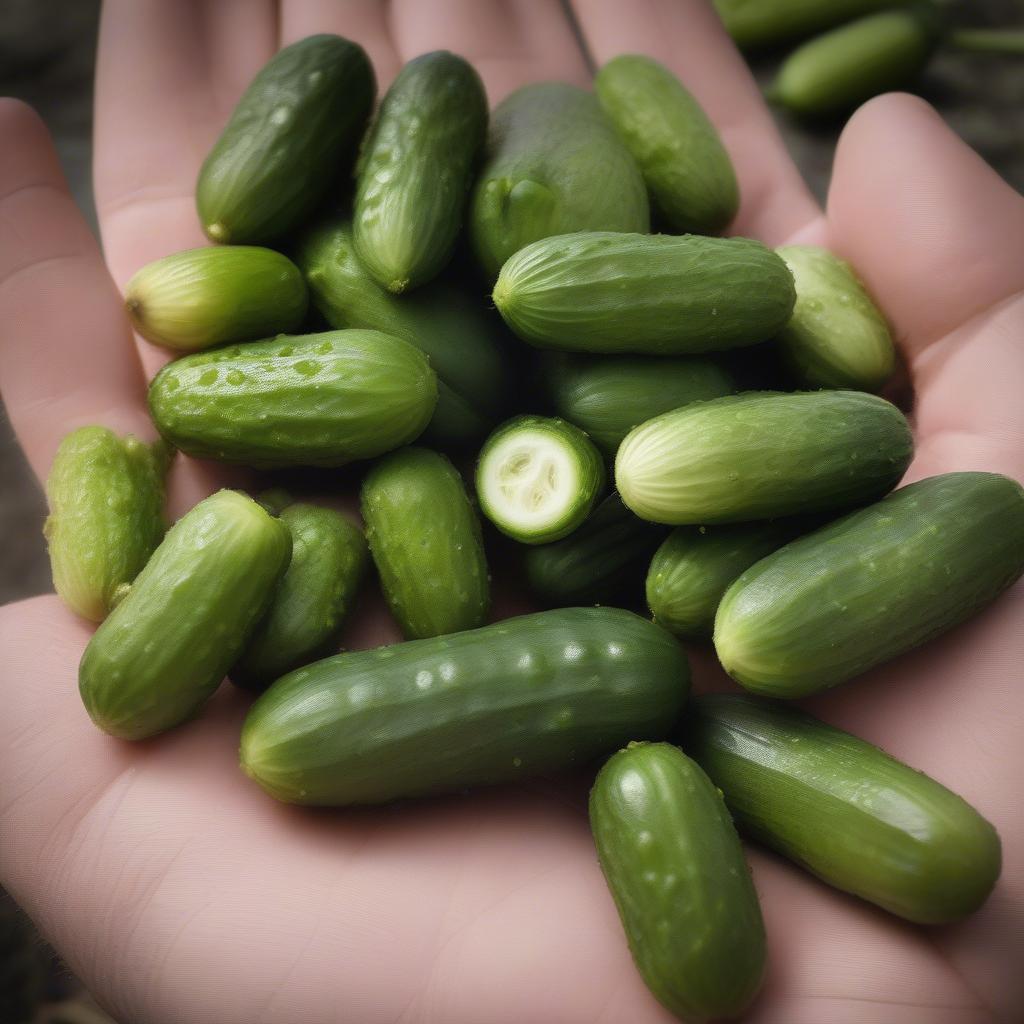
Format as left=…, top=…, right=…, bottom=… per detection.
left=1, top=1, right=1022, bottom=1021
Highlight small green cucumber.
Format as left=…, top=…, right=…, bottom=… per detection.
left=196, top=35, right=375, bottom=243
left=595, top=55, right=738, bottom=235
left=231, top=501, right=368, bottom=692
left=354, top=51, right=487, bottom=293
left=361, top=447, right=489, bottom=639
left=240, top=607, right=689, bottom=805
left=470, top=83, right=649, bottom=279
left=713, top=0, right=902, bottom=50
left=79, top=490, right=291, bottom=740
left=685, top=695, right=1002, bottom=924
left=493, top=232, right=795, bottom=355
left=44, top=426, right=170, bottom=622
left=715, top=472, right=1024, bottom=697
left=476, top=415, right=605, bottom=544
left=776, top=245, right=895, bottom=391
left=125, top=246, right=308, bottom=352
left=590, top=742, right=766, bottom=1021
left=148, top=329, right=437, bottom=468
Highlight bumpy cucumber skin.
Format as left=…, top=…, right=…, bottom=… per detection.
left=362, top=447, right=489, bottom=639
left=685, top=695, right=1002, bottom=924
left=470, top=83, right=649, bottom=279
left=231, top=504, right=368, bottom=692
left=647, top=522, right=797, bottom=639
left=590, top=742, right=766, bottom=1021
left=715, top=472, right=1024, bottom=697
left=354, top=51, right=487, bottom=293
left=79, top=491, right=291, bottom=740
left=776, top=245, right=895, bottom=391
left=493, top=232, right=795, bottom=355
left=546, top=354, right=735, bottom=460
left=196, top=35, right=375, bottom=244
left=714, top=0, right=901, bottom=50
left=241, top=607, right=689, bottom=805
left=148, top=329, right=437, bottom=468
left=44, top=427, right=170, bottom=622
left=296, top=219, right=507, bottom=448
left=595, top=55, right=738, bottom=235
left=616, top=391, right=912, bottom=525
left=125, top=246, right=308, bottom=352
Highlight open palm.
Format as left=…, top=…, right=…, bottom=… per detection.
left=2, top=2, right=1023, bottom=1021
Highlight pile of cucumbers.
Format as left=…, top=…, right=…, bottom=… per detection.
left=44, top=35, right=1024, bottom=1022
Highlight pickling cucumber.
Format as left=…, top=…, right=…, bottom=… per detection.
left=714, top=0, right=902, bottom=50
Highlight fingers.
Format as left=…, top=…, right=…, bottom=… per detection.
left=570, top=0, right=823, bottom=244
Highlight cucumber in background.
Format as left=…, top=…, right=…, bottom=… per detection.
left=714, top=0, right=902, bottom=50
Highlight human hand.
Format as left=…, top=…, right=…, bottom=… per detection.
left=2, top=2, right=1023, bottom=1021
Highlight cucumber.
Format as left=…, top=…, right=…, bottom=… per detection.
left=125, top=246, right=307, bottom=352
left=361, top=447, right=489, bottom=639
left=240, top=607, right=690, bottom=805
left=476, top=415, right=605, bottom=544
left=470, top=83, right=649, bottom=279
left=713, top=0, right=902, bottom=50
left=354, top=51, right=487, bottom=293
left=79, top=490, right=291, bottom=740
left=776, top=245, right=895, bottom=391
left=684, top=695, right=1002, bottom=924
left=493, top=232, right=795, bottom=355
left=595, top=55, right=739, bottom=235
left=590, top=742, right=766, bottom=1021
left=44, top=426, right=170, bottom=622
left=715, top=472, right=1024, bottom=697
left=147, top=329, right=437, bottom=468
left=297, top=218, right=507, bottom=448
left=616, top=391, right=912, bottom=525
left=545, top=354, right=735, bottom=460
left=196, top=35, right=375, bottom=244
left=647, top=522, right=798, bottom=638
left=524, top=494, right=667, bottom=607
left=231, top=501, right=368, bottom=692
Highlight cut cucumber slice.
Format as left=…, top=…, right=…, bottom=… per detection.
left=476, top=415, right=605, bottom=544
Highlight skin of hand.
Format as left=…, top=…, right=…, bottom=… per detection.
left=1, top=2, right=1023, bottom=1022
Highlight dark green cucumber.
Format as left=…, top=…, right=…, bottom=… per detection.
left=470, top=83, right=649, bottom=279
left=361, top=447, right=489, bottom=639
left=196, top=35, right=375, bottom=243
left=493, top=232, right=795, bottom=354
left=714, top=0, right=902, bottom=50
left=354, top=51, right=487, bottom=293
left=240, top=607, right=689, bottom=805
left=545, top=353, right=735, bottom=460
left=297, top=219, right=507, bottom=447
left=715, top=472, right=1024, bottom=697
left=125, top=246, right=308, bottom=352
left=595, top=55, right=738, bottom=235
left=148, top=329, right=437, bottom=468
left=44, top=426, right=170, bottom=622
left=685, top=695, right=1002, bottom=924
left=80, top=490, right=291, bottom=740
left=232, top=502, right=368, bottom=692
left=616, top=391, right=912, bottom=525
left=590, top=742, right=765, bottom=1021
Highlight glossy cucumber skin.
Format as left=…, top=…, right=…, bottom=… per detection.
left=616, top=391, right=913, bottom=525
left=297, top=219, right=507, bottom=448
left=684, top=695, right=1002, bottom=924
left=148, top=329, right=437, bottom=468
left=231, top=503, right=368, bottom=692
left=79, top=491, right=291, bottom=740
left=493, top=232, right=795, bottom=355
left=354, top=51, right=487, bottom=293
left=470, top=83, right=649, bottom=279
left=240, top=607, right=690, bottom=805
left=361, top=447, right=489, bottom=639
left=44, top=427, right=170, bottom=622
left=196, top=35, right=375, bottom=243
left=595, top=55, right=738, bottom=235
left=714, top=0, right=901, bottom=50
left=590, top=742, right=766, bottom=1020
left=715, top=472, right=1024, bottom=697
